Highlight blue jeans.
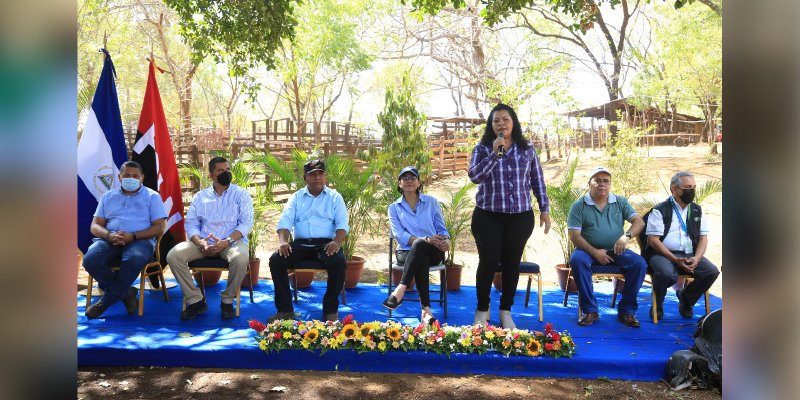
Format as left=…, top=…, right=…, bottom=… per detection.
left=570, top=249, right=647, bottom=315
left=83, top=239, right=155, bottom=304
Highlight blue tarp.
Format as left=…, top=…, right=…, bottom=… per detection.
left=78, top=279, right=720, bottom=380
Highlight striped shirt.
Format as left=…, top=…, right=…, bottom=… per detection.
left=185, top=184, right=254, bottom=244
left=468, top=141, right=549, bottom=214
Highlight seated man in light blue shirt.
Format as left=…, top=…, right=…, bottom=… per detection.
left=83, top=161, right=167, bottom=319
left=167, top=156, right=254, bottom=320
left=268, top=159, right=349, bottom=322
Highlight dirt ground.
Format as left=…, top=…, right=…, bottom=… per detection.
left=77, top=367, right=721, bottom=399
left=77, top=143, right=722, bottom=398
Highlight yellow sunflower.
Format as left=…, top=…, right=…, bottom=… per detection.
left=386, top=327, right=402, bottom=342
left=341, top=324, right=359, bottom=339
left=360, top=326, right=371, bottom=337
left=304, top=329, right=320, bottom=342
left=526, top=339, right=542, bottom=356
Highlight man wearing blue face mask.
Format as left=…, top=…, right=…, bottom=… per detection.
left=167, top=156, right=254, bottom=320
left=83, top=161, right=167, bottom=319
left=643, top=171, right=720, bottom=320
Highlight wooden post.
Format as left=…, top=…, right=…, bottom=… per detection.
left=590, top=118, right=596, bottom=151
left=438, top=137, right=445, bottom=177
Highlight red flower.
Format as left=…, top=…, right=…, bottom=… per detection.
left=248, top=319, right=267, bottom=332
left=274, top=332, right=283, bottom=340
left=414, top=323, right=425, bottom=334
left=544, top=323, right=553, bottom=333
left=432, top=320, right=441, bottom=330
left=551, top=332, right=561, bottom=342
left=342, top=314, right=354, bottom=325
left=513, top=333, right=520, bottom=340
left=544, top=343, right=554, bottom=351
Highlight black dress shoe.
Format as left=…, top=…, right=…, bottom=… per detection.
left=122, top=288, right=139, bottom=316
left=85, top=299, right=113, bottom=319
left=382, top=295, right=403, bottom=310
left=677, top=289, right=693, bottom=318
left=577, top=312, right=599, bottom=326
left=221, top=303, right=236, bottom=319
left=181, top=299, right=208, bottom=320
left=618, top=313, right=641, bottom=328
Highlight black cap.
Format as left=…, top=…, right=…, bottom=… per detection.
left=397, top=166, right=420, bottom=180
left=303, top=159, right=326, bottom=175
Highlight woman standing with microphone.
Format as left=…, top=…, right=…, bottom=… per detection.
left=468, top=103, right=551, bottom=329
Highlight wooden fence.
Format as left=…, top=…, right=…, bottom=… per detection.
left=124, top=118, right=478, bottom=196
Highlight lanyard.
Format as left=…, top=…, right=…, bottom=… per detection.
left=670, top=197, right=691, bottom=234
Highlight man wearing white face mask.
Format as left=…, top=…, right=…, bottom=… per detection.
left=83, top=161, right=167, bottom=319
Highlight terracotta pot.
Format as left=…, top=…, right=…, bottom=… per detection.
left=445, top=263, right=462, bottom=291
left=391, top=269, right=415, bottom=289
left=289, top=271, right=314, bottom=289
left=195, top=270, right=222, bottom=288
left=345, top=256, right=365, bottom=289
left=242, top=258, right=260, bottom=288
left=555, top=264, right=578, bottom=293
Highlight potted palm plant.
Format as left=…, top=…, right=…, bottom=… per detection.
left=546, top=157, right=583, bottom=292
left=440, top=180, right=476, bottom=291
left=324, top=155, right=382, bottom=288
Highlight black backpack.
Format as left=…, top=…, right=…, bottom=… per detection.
left=664, top=309, right=722, bottom=391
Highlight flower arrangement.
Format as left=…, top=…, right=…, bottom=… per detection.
left=248, top=315, right=575, bottom=358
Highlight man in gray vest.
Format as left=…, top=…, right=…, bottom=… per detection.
left=644, top=171, right=720, bottom=320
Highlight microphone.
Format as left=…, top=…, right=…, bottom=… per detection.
left=496, top=131, right=505, bottom=157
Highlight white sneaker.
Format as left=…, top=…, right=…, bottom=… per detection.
left=499, top=310, right=516, bottom=330
left=474, top=310, right=489, bottom=325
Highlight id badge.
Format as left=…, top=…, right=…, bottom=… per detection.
left=685, top=241, right=693, bottom=254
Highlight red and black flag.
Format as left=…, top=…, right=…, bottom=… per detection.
left=132, top=59, right=185, bottom=285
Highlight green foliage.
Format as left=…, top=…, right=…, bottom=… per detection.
left=324, top=155, right=383, bottom=260
left=376, top=72, right=431, bottom=180
left=545, top=157, right=584, bottom=263
left=440, top=181, right=477, bottom=266
left=605, top=123, right=655, bottom=198
left=164, top=0, right=300, bottom=76
left=694, top=179, right=722, bottom=205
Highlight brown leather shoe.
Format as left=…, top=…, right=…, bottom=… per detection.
left=618, top=313, right=641, bottom=328
left=577, top=312, right=599, bottom=326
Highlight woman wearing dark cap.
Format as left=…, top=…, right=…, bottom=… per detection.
left=468, top=103, right=551, bottom=330
left=382, top=166, right=450, bottom=325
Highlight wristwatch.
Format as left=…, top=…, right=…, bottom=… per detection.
left=624, top=232, right=632, bottom=239
left=224, top=237, right=236, bottom=245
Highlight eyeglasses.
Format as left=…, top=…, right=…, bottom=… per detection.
left=592, top=178, right=612, bottom=185
left=400, top=175, right=418, bottom=182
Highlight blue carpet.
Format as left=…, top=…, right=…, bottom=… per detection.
left=77, top=279, right=721, bottom=380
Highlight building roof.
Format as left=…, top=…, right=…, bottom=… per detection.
left=565, top=98, right=702, bottom=122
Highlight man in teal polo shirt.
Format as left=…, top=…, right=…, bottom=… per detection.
left=567, top=167, right=647, bottom=327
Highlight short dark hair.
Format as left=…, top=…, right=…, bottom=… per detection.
left=208, top=156, right=228, bottom=173
left=120, top=160, right=143, bottom=174
left=480, top=103, right=529, bottom=151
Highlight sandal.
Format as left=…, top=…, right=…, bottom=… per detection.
left=382, top=295, right=403, bottom=310
left=422, top=313, right=437, bottom=326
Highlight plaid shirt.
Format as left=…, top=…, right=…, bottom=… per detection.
left=468, top=142, right=549, bottom=214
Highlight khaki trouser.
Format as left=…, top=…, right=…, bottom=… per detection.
left=167, top=240, right=249, bottom=306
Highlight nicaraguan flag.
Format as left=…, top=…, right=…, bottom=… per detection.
left=132, top=60, right=186, bottom=281
left=77, top=49, right=128, bottom=254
